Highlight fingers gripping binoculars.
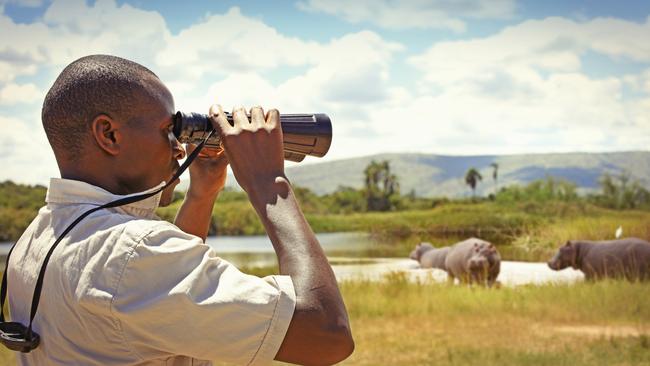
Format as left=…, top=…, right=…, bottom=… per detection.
left=173, top=112, right=333, bottom=162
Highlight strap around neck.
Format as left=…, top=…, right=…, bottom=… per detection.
left=0, top=129, right=214, bottom=339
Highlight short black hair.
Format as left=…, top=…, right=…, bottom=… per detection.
left=42, top=54, right=159, bottom=160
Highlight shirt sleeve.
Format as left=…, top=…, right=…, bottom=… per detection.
left=111, top=223, right=296, bottom=365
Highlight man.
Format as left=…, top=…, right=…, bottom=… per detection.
left=6, top=55, right=353, bottom=365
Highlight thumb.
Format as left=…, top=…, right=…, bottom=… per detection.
left=209, top=104, right=233, bottom=134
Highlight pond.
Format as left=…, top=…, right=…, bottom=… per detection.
left=0, top=232, right=382, bottom=270
left=0, top=232, right=582, bottom=286
left=205, top=232, right=377, bottom=267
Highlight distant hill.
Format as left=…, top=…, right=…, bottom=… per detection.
left=281, top=151, right=650, bottom=198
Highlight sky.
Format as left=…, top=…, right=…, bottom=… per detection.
left=1, top=0, right=650, bottom=186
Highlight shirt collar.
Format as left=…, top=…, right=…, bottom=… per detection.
left=45, top=178, right=166, bottom=219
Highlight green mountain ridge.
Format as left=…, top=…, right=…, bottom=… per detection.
left=281, top=151, right=650, bottom=198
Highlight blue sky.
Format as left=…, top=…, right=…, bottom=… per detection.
left=1, top=0, right=650, bottom=185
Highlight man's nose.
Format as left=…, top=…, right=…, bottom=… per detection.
left=172, top=139, right=186, bottom=160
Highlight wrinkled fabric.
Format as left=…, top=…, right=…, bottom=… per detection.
left=8, top=178, right=296, bottom=366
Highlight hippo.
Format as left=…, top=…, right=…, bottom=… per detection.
left=444, top=238, right=501, bottom=286
left=409, top=242, right=450, bottom=270
left=547, top=238, right=650, bottom=281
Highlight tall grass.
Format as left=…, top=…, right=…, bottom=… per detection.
left=342, top=273, right=650, bottom=322
left=335, top=277, right=650, bottom=366
left=1, top=274, right=648, bottom=366
left=504, top=209, right=650, bottom=261
left=237, top=269, right=650, bottom=365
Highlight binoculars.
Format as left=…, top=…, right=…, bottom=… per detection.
left=173, top=112, right=333, bottom=162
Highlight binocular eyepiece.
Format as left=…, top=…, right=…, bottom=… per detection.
left=172, top=112, right=333, bottom=162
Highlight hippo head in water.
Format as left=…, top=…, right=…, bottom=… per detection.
left=409, top=242, right=434, bottom=261
left=547, top=241, right=577, bottom=270
left=468, top=242, right=499, bottom=278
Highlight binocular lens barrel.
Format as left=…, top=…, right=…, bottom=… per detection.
left=173, top=112, right=332, bottom=162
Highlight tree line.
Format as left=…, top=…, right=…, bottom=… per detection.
left=463, top=164, right=650, bottom=209
left=1, top=161, right=649, bottom=241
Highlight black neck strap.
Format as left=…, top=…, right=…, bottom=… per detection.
left=0, top=130, right=214, bottom=341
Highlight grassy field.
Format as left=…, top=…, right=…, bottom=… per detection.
left=2, top=200, right=649, bottom=364
left=333, top=277, right=650, bottom=366
left=242, top=275, right=650, bottom=366
left=1, top=273, right=649, bottom=365
left=216, top=264, right=650, bottom=365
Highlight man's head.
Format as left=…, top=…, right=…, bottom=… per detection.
left=42, top=55, right=185, bottom=205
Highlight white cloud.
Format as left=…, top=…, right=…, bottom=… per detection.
left=176, top=30, right=403, bottom=122
left=0, top=0, right=170, bottom=86
left=409, top=17, right=650, bottom=86
left=640, top=69, right=650, bottom=95
left=1, top=1, right=650, bottom=184
left=156, top=6, right=324, bottom=86
left=371, top=74, right=632, bottom=153
left=42, top=0, right=170, bottom=64
left=0, top=1, right=406, bottom=181
left=0, top=82, right=42, bottom=105
left=296, top=0, right=517, bottom=32
left=383, top=16, right=650, bottom=155
left=0, top=114, right=58, bottom=184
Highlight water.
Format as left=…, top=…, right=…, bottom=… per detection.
left=332, top=258, right=584, bottom=286
left=205, top=232, right=375, bottom=267
left=0, top=233, right=584, bottom=285
left=0, top=232, right=376, bottom=269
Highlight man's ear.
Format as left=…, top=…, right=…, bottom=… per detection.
left=91, top=114, right=121, bottom=156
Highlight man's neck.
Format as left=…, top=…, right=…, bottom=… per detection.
left=60, top=163, right=135, bottom=196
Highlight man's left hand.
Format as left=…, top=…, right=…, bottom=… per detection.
left=186, top=144, right=229, bottom=199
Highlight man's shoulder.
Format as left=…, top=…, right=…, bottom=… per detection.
left=36, top=203, right=193, bottom=247
left=114, top=214, right=193, bottom=246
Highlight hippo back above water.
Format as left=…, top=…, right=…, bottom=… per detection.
left=409, top=242, right=449, bottom=270
left=548, top=237, right=650, bottom=281
left=445, top=238, right=501, bottom=286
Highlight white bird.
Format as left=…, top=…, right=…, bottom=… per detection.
left=615, top=225, right=623, bottom=239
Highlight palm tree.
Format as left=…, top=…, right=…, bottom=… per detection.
left=465, top=168, right=483, bottom=199
left=364, top=160, right=399, bottom=211
left=490, top=163, right=499, bottom=195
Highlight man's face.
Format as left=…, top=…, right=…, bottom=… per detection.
left=118, top=76, right=184, bottom=206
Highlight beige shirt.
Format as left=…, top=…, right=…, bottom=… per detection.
left=7, top=178, right=296, bottom=365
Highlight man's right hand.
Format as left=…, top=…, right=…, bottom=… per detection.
left=208, top=104, right=285, bottom=196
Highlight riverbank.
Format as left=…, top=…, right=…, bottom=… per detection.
left=329, top=258, right=584, bottom=285
left=161, top=200, right=650, bottom=262
left=0, top=228, right=585, bottom=286
left=3, top=199, right=650, bottom=262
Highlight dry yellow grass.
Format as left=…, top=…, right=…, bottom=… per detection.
left=2, top=277, right=649, bottom=366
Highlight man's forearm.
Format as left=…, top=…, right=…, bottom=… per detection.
left=249, top=178, right=333, bottom=274
left=173, top=188, right=219, bottom=241
left=249, top=177, right=350, bottom=326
